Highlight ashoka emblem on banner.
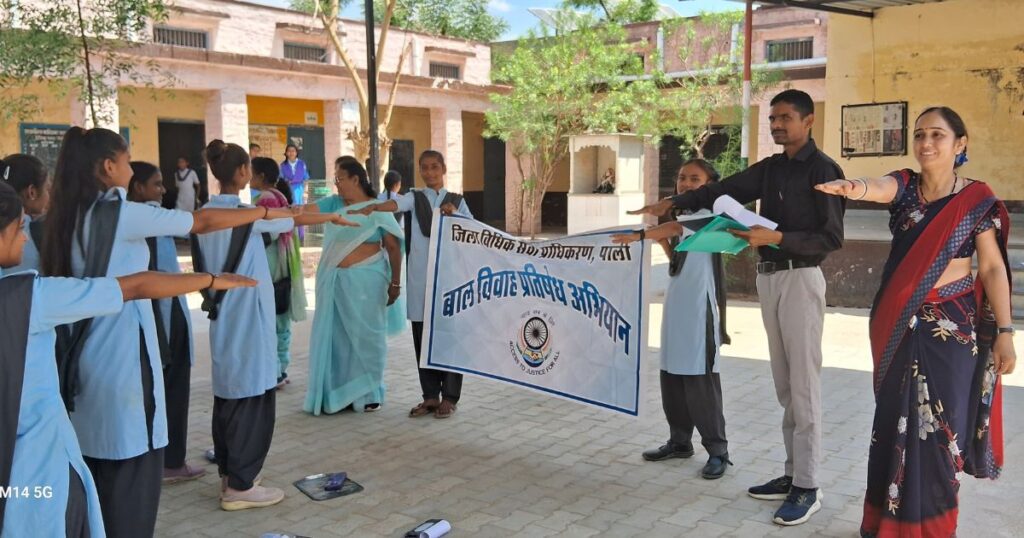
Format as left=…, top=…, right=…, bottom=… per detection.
left=515, top=314, right=555, bottom=368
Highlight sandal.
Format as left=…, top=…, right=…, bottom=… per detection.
left=434, top=400, right=457, bottom=419
left=409, top=399, right=440, bottom=417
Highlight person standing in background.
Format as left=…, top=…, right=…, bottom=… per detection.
left=174, top=157, right=200, bottom=212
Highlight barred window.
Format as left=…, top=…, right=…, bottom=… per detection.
left=765, top=38, right=813, bottom=62
left=153, top=26, right=208, bottom=49
left=284, top=42, right=328, bottom=63
left=429, top=62, right=461, bottom=80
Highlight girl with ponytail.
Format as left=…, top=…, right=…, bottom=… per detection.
left=41, top=127, right=300, bottom=537
left=194, top=140, right=354, bottom=511
left=249, top=156, right=305, bottom=387
left=1, top=179, right=259, bottom=538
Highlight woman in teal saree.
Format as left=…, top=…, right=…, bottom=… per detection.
left=303, top=158, right=405, bottom=415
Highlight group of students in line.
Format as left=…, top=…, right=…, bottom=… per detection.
left=2, top=90, right=1013, bottom=538
left=0, top=125, right=472, bottom=537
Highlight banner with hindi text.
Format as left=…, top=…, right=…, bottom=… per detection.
left=422, top=213, right=648, bottom=416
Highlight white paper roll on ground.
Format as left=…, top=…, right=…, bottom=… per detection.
left=419, top=519, right=451, bottom=538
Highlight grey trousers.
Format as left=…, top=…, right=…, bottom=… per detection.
left=755, top=266, right=824, bottom=489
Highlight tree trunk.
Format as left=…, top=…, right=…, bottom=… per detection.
left=74, top=0, right=97, bottom=127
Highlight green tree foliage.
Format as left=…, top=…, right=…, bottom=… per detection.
left=370, top=0, right=509, bottom=42
left=0, top=0, right=171, bottom=125
left=561, top=0, right=660, bottom=24
left=486, top=10, right=777, bottom=235
left=485, top=15, right=664, bottom=235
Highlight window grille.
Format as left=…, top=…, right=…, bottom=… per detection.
left=153, top=26, right=209, bottom=49
left=429, top=62, right=461, bottom=79
left=284, top=42, right=328, bottom=63
left=765, top=38, right=813, bottom=62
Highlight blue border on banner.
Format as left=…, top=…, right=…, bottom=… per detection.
left=425, top=214, right=645, bottom=416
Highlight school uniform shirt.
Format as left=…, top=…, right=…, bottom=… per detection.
left=377, top=191, right=405, bottom=228
left=146, top=201, right=194, bottom=366
left=392, top=188, right=473, bottom=322
left=3, top=273, right=123, bottom=538
left=661, top=211, right=721, bottom=375
left=197, top=194, right=293, bottom=399
left=0, top=217, right=38, bottom=276
left=68, top=187, right=195, bottom=460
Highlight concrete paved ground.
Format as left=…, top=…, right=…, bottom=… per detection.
left=155, top=253, right=1024, bottom=537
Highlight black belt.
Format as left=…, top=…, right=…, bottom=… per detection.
left=756, top=259, right=819, bottom=275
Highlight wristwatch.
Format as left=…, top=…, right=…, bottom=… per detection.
left=997, top=326, right=1016, bottom=335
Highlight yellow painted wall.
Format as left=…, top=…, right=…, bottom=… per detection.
left=247, top=95, right=324, bottom=127
left=824, top=0, right=1024, bottom=199
left=0, top=83, right=73, bottom=159
left=461, top=112, right=485, bottom=192
left=385, top=105, right=431, bottom=187
left=551, top=154, right=570, bottom=192
left=119, top=88, right=208, bottom=164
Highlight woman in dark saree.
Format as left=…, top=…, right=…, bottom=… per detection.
left=817, top=106, right=1015, bottom=537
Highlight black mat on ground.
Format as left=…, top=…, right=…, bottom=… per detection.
left=292, top=474, right=364, bottom=501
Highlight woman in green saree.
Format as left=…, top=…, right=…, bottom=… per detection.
left=303, top=157, right=404, bottom=414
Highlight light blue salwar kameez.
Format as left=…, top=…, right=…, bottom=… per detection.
left=304, top=196, right=404, bottom=415
left=1, top=273, right=123, bottom=538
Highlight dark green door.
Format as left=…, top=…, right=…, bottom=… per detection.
left=389, top=139, right=415, bottom=192
left=285, top=126, right=326, bottom=180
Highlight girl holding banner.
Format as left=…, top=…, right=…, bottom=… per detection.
left=816, top=107, right=1013, bottom=538
left=303, top=157, right=404, bottom=415
left=612, top=158, right=732, bottom=480
left=348, top=150, right=473, bottom=419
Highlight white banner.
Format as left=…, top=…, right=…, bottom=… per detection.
left=422, top=212, right=648, bottom=416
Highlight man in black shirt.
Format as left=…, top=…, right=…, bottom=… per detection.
left=630, top=90, right=844, bottom=526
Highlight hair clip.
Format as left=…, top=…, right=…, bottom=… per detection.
left=2, top=165, right=9, bottom=181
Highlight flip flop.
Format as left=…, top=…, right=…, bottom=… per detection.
left=409, top=400, right=439, bottom=417
left=434, top=401, right=457, bottom=419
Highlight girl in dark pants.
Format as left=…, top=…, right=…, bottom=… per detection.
left=41, top=127, right=299, bottom=536
left=612, top=158, right=732, bottom=480
left=127, top=162, right=206, bottom=483
left=0, top=179, right=256, bottom=538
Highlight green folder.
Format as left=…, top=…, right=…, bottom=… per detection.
left=674, top=215, right=781, bottom=255
left=675, top=215, right=750, bottom=255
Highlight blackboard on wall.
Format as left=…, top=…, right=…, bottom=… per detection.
left=19, top=123, right=131, bottom=173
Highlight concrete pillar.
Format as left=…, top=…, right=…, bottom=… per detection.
left=204, top=89, right=249, bottom=196
left=324, top=99, right=361, bottom=160
left=70, top=88, right=119, bottom=131
left=430, top=106, right=463, bottom=193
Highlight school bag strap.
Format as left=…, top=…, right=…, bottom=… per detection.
left=667, top=236, right=687, bottom=277
left=412, top=190, right=464, bottom=238
left=0, top=273, right=34, bottom=532
left=146, top=238, right=173, bottom=367
left=190, top=211, right=253, bottom=321
left=55, top=197, right=121, bottom=411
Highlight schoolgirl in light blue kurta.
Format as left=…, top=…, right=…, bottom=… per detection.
left=304, top=197, right=405, bottom=415
left=393, top=188, right=472, bottom=322
left=69, top=187, right=194, bottom=460
left=2, top=273, right=123, bottom=538
left=0, top=217, right=38, bottom=276
left=661, top=209, right=722, bottom=375
left=148, top=202, right=194, bottom=365
left=196, top=194, right=294, bottom=398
